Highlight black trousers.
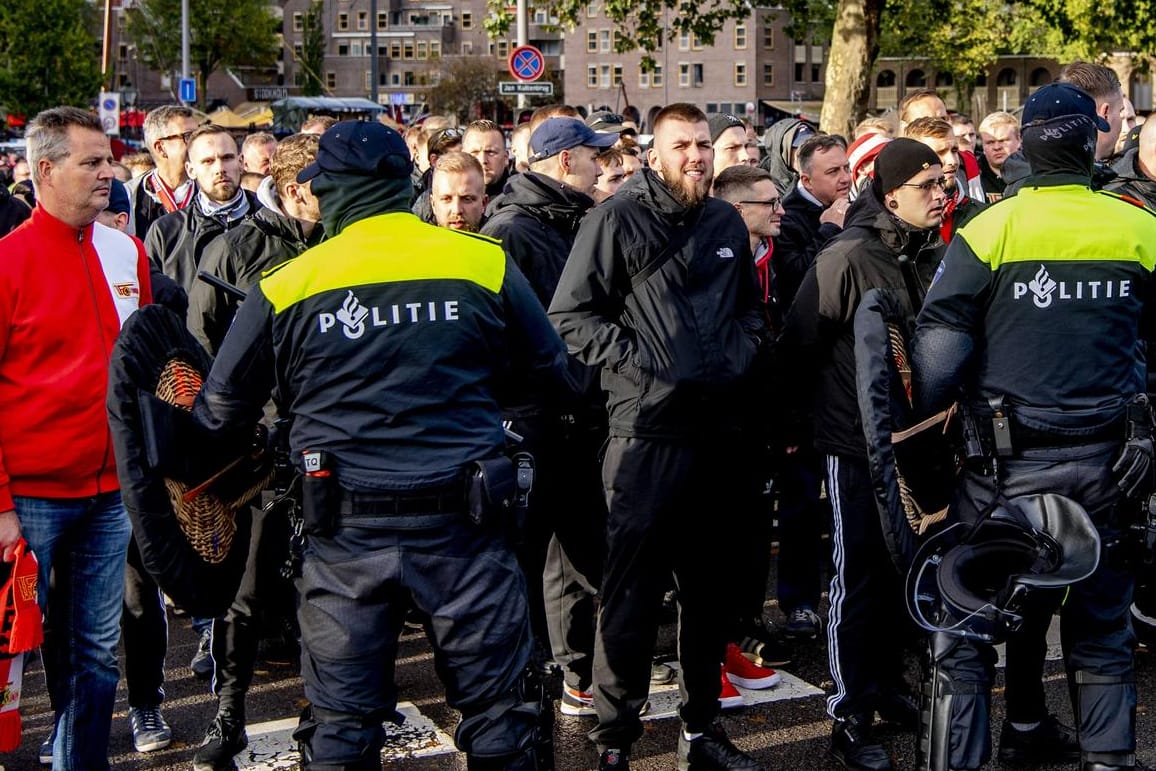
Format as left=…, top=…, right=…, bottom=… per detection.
left=509, top=413, right=606, bottom=690
left=211, top=502, right=295, bottom=713
left=589, top=436, right=750, bottom=749
left=776, top=449, right=829, bottom=616
left=935, top=442, right=1137, bottom=769
left=122, top=534, right=167, bottom=709
left=824, top=453, right=913, bottom=722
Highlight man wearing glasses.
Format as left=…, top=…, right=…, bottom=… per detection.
left=777, top=138, right=947, bottom=771
left=126, top=105, right=201, bottom=237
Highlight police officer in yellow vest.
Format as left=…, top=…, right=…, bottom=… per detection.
left=913, top=83, right=1156, bottom=771
left=191, top=120, right=574, bottom=771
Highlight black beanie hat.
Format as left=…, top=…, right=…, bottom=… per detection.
left=872, top=137, right=942, bottom=196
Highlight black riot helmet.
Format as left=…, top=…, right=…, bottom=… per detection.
left=906, top=493, right=1100, bottom=643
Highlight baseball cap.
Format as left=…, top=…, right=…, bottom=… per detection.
left=708, top=114, right=746, bottom=143
left=586, top=111, right=630, bottom=134
left=1021, top=82, right=1111, bottom=132
left=529, top=118, right=618, bottom=163
left=791, top=123, right=817, bottom=148
left=297, top=120, right=413, bottom=183
left=105, top=178, right=131, bottom=214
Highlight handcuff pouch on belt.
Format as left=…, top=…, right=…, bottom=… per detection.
left=466, top=452, right=535, bottom=538
left=300, top=449, right=339, bottom=537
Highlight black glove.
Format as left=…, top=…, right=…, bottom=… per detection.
left=1114, top=436, right=1155, bottom=498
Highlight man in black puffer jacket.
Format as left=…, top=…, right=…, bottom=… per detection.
left=777, top=138, right=947, bottom=771
left=481, top=118, right=616, bottom=717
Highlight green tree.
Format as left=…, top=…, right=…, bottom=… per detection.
left=425, top=57, right=504, bottom=122
left=299, top=0, right=326, bottom=97
left=126, top=0, right=281, bottom=105
left=0, top=0, right=102, bottom=118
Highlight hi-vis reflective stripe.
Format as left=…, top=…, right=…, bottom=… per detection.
left=261, top=212, right=507, bottom=313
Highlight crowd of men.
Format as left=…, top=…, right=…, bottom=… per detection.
left=1, top=56, right=1155, bottom=771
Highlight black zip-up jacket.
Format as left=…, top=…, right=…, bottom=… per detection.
left=775, top=185, right=843, bottom=309
left=1107, top=148, right=1156, bottom=209
left=187, top=203, right=324, bottom=354
left=777, top=190, right=943, bottom=458
left=143, top=190, right=261, bottom=293
left=548, top=167, right=767, bottom=439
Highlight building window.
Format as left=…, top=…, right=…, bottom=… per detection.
left=294, top=71, right=304, bottom=87
left=812, top=63, right=821, bottom=82
left=679, top=31, right=690, bottom=51
left=795, top=63, right=805, bottom=82
left=763, top=63, right=774, bottom=86
left=338, top=43, right=349, bottom=56
left=337, top=12, right=349, bottom=31
left=693, top=63, right=704, bottom=86
left=461, top=11, right=473, bottom=29
left=612, top=29, right=622, bottom=50
left=292, top=12, right=303, bottom=31
left=613, top=64, right=623, bottom=85
left=389, top=41, right=401, bottom=58
left=418, top=41, right=428, bottom=59
left=326, top=71, right=337, bottom=90
left=403, top=41, right=414, bottom=59
left=357, top=11, right=367, bottom=30
left=364, top=71, right=372, bottom=90
left=600, top=64, right=611, bottom=88
left=586, top=2, right=598, bottom=17
left=462, top=40, right=473, bottom=55
left=734, top=63, right=747, bottom=86
left=587, top=65, right=598, bottom=88
left=293, top=43, right=303, bottom=58
left=734, top=24, right=747, bottom=49
left=652, top=64, right=663, bottom=87
left=600, top=30, right=610, bottom=52
left=639, top=67, right=650, bottom=89
left=497, top=39, right=510, bottom=57
left=377, top=11, right=387, bottom=30
left=763, top=22, right=775, bottom=49
left=404, top=71, right=416, bottom=86
left=691, top=33, right=703, bottom=51
left=679, top=62, right=690, bottom=87
left=587, top=31, right=597, bottom=53
left=430, top=41, right=441, bottom=58
left=391, top=72, right=400, bottom=86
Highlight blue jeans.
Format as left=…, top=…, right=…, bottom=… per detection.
left=16, top=492, right=132, bottom=771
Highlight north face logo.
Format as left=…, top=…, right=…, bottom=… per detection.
left=1013, top=264, right=1132, bottom=308
left=717, top=247, right=735, bottom=260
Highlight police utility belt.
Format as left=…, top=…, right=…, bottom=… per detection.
left=964, top=396, right=1127, bottom=460
left=297, top=450, right=534, bottom=537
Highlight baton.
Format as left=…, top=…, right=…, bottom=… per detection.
left=197, top=271, right=248, bottom=301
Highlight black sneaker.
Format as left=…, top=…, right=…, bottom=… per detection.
left=193, top=710, right=248, bottom=771
left=677, top=724, right=764, bottom=771
left=599, top=748, right=631, bottom=770
left=829, top=716, right=893, bottom=771
left=997, top=714, right=1080, bottom=765
left=190, top=627, right=214, bottom=680
left=737, top=618, right=792, bottom=668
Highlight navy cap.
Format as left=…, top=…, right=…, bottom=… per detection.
left=105, top=178, right=130, bottom=214
left=529, top=118, right=618, bottom=163
left=708, top=114, right=746, bottom=143
left=1022, top=82, right=1111, bottom=132
left=297, top=120, right=413, bottom=183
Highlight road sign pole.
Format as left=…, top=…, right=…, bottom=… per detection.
left=516, top=0, right=528, bottom=109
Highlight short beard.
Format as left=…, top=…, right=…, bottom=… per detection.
left=657, top=158, right=711, bottom=208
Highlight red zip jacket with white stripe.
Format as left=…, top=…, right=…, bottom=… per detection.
left=0, top=205, right=152, bottom=511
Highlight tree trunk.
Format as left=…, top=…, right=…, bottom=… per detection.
left=819, top=0, right=884, bottom=137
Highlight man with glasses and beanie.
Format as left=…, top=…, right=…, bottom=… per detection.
left=912, top=82, right=1156, bottom=771
left=190, top=120, right=573, bottom=771
left=777, top=137, right=947, bottom=771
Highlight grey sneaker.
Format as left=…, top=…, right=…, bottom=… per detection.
left=129, top=706, right=173, bottom=753
left=38, top=727, right=54, bottom=765
left=785, top=608, right=822, bottom=640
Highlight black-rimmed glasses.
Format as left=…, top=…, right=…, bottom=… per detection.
left=157, top=130, right=194, bottom=144
left=739, top=198, right=783, bottom=208
left=899, top=177, right=947, bottom=192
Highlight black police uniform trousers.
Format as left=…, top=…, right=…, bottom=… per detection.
left=824, top=453, right=915, bottom=723
left=589, top=436, right=749, bottom=750
left=934, top=441, right=1137, bottom=770
left=508, top=412, right=606, bottom=692
left=292, top=507, right=534, bottom=769
left=210, top=501, right=295, bottom=713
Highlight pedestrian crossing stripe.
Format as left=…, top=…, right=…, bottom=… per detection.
left=237, top=666, right=824, bottom=768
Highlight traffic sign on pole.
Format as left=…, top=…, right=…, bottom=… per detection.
left=508, top=45, right=545, bottom=83
left=179, top=77, right=197, bottom=104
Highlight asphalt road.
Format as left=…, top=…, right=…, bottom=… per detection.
left=5, top=576, right=1156, bottom=770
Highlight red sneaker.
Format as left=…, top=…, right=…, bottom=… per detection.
left=719, top=667, right=745, bottom=709
left=724, top=642, right=782, bottom=690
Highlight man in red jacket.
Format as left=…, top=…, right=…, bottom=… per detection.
left=0, top=106, right=152, bottom=771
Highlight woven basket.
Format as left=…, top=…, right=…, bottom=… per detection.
left=155, top=359, right=268, bottom=564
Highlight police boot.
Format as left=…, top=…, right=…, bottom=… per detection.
left=677, top=723, right=764, bottom=771
left=1082, top=752, right=1152, bottom=771
left=997, top=714, right=1079, bottom=765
